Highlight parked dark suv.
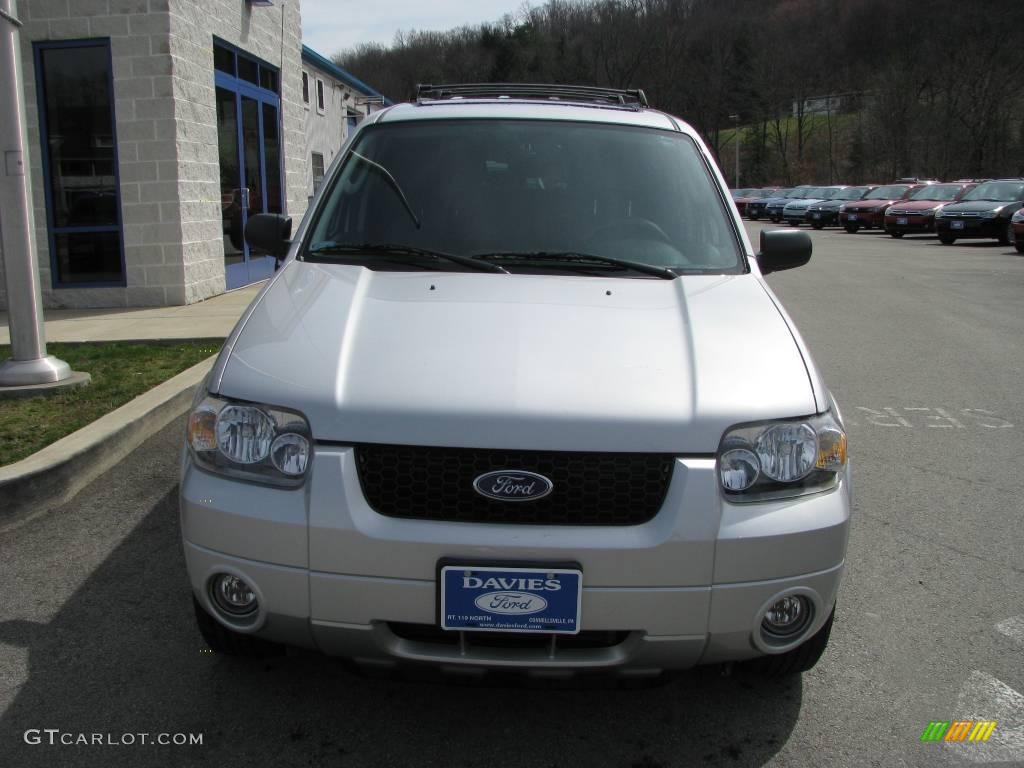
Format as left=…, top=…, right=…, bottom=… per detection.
left=934, top=179, right=1024, bottom=245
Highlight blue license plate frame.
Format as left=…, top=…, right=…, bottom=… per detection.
left=439, top=563, right=583, bottom=635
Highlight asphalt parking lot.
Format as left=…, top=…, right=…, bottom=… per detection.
left=1, top=223, right=1022, bottom=768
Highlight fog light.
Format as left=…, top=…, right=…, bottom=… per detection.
left=211, top=573, right=257, bottom=616
left=762, top=595, right=811, bottom=638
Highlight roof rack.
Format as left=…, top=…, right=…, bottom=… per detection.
left=415, top=83, right=649, bottom=110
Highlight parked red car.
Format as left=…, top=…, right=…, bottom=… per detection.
left=1012, top=208, right=1024, bottom=254
left=838, top=184, right=924, bottom=233
left=883, top=182, right=976, bottom=238
left=733, top=187, right=780, bottom=217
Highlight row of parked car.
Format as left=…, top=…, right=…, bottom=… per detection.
left=730, top=180, right=1024, bottom=252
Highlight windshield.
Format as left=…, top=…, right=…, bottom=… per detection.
left=962, top=181, right=1024, bottom=202
left=818, top=187, right=844, bottom=200
left=785, top=188, right=808, bottom=198
left=837, top=187, right=871, bottom=200
left=866, top=185, right=911, bottom=200
left=306, top=120, right=743, bottom=274
left=909, top=184, right=962, bottom=201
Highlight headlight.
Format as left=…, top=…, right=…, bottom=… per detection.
left=187, top=395, right=313, bottom=486
left=717, top=412, right=847, bottom=502
left=1012, top=209, right=1024, bottom=222
left=935, top=209, right=949, bottom=218
left=980, top=209, right=1000, bottom=219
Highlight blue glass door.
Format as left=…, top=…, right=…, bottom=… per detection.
left=214, top=42, right=282, bottom=289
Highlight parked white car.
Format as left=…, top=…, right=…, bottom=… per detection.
left=181, top=83, right=851, bottom=679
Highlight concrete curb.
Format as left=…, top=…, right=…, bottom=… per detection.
left=0, top=355, right=214, bottom=529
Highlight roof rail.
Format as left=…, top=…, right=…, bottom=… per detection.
left=415, top=83, right=649, bottom=110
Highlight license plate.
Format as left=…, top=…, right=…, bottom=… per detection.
left=440, top=565, right=582, bottom=634
left=812, top=212, right=821, bottom=219
left=848, top=213, right=858, bottom=220
left=897, top=217, right=908, bottom=225
left=952, top=220, right=965, bottom=230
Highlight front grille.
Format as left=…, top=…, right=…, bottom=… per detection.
left=354, top=444, right=675, bottom=525
left=388, top=622, right=630, bottom=650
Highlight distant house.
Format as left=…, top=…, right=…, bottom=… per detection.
left=792, top=94, right=843, bottom=117
left=301, top=46, right=390, bottom=202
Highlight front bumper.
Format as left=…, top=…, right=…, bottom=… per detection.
left=935, top=217, right=1004, bottom=239
left=840, top=209, right=884, bottom=228
left=181, top=448, right=851, bottom=673
left=806, top=210, right=838, bottom=226
left=884, top=213, right=935, bottom=234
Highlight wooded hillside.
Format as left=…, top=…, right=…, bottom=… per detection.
left=336, top=0, right=1024, bottom=185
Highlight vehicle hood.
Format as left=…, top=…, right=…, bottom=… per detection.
left=940, top=200, right=1018, bottom=215
left=215, top=263, right=819, bottom=453
left=846, top=198, right=901, bottom=211
left=810, top=199, right=847, bottom=211
left=784, top=198, right=825, bottom=210
left=887, top=199, right=948, bottom=212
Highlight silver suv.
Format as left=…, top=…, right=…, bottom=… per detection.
left=181, top=84, right=850, bottom=678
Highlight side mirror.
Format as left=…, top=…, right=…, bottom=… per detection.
left=757, top=229, right=811, bottom=274
left=244, top=213, right=293, bottom=259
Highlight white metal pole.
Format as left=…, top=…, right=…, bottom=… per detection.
left=0, top=0, right=72, bottom=386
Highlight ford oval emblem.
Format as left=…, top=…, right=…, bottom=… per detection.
left=473, top=470, right=553, bottom=502
left=474, top=591, right=548, bottom=615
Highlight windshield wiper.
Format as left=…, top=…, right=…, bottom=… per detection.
left=349, top=150, right=422, bottom=230
left=306, top=242, right=509, bottom=274
left=473, top=251, right=678, bottom=280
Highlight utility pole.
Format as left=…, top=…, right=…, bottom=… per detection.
left=729, top=114, right=741, bottom=188
left=0, top=0, right=74, bottom=388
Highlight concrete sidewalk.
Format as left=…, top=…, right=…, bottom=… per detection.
left=0, top=283, right=263, bottom=344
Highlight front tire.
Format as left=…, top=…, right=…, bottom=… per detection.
left=889, top=231, right=904, bottom=239
left=844, top=223, right=859, bottom=234
left=193, top=595, right=283, bottom=657
left=743, top=607, right=835, bottom=678
left=998, top=222, right=1012, bottom=246
left=938, top=233, right=956, bottom=245
left=811, top=222, right=824, bottom=230
left=1016, top=241, right=1024, bottom=255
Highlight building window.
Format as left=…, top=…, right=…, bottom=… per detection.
left=302, top=71, right=309, bottom=105
left=316, top=78, right=325, bottom=113
left=311, top=152, right=325, bottom=193
left=346, top=109, right=360, bottom=133
left=34, top=39, right=125, bottom=286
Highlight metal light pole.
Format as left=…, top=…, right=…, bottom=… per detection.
left=729, top=114, right=741, bottom=189
left=0, top=0, right=72, bottom=386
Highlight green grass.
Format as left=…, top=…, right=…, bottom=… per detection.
left=719, top=111, right=860, bottom=146
left=0, top=339, right=222, bottom=466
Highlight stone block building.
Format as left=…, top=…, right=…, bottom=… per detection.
left=0, top=0, right=327, bottom=308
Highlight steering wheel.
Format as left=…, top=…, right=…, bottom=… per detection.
left=586, top=216, right=674, bottom=246
left=584, top=216, right=691, bottom=266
